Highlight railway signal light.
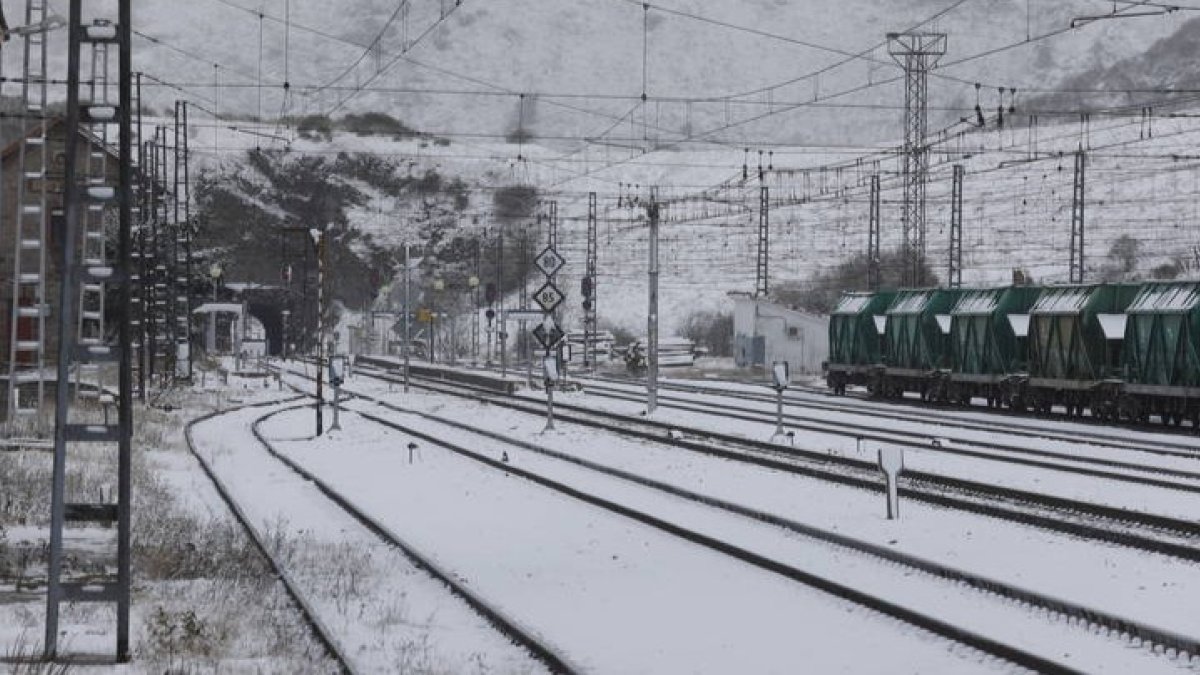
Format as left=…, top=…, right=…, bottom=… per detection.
left=581, top=275, right=593, bottom=298
left=485, top=282, right=497, bottom=304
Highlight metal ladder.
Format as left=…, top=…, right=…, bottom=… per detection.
left=130, top=76, right=144, bottom=399
left=172, top=101, right=191, bottom=379
left=6, top=0, right=51, bottom=419
left=154, top=127, right=173, bottom=382
left=74, top=35, right=112, bottom=402
left=44, top=1, right=134, bottom=660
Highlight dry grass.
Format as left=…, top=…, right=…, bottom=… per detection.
left=2, top=632, right=71, bottom=674
left=0, top=382, right=336, bottom=672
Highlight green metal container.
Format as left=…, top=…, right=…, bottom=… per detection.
left=829, top=291, right=895, bottom=366
left=884, top=288, right=964, bottom=371
left=1028, top=283, right=1139, bottom=382
left=1122, top=282, right=1200, bottom=388
left=950, top=286, right=1041, bottom=376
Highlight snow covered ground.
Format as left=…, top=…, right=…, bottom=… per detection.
left=265, top=404, right=1014, bottom=674
left=192, top=400, right=549, bottom=674
left=268, top=361, right=1200, bottom=671
left=0, top=372, right=335, bottom=672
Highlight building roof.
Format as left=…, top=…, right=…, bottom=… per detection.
left=0, top=116, right=121, bottom=164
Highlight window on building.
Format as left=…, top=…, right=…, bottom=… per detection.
left=788, top=326, right=800, bottom=339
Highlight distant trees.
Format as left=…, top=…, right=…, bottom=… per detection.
left=290, top=111, right=453, bottom=144
left=493, top=185, right=539, bottom=222
left=679, top=310, right=733, bottom=356
left=771, top=249, right=940, bottom=314
left=339, top=112, right=419, bottom=139
left=296, top=114, right=333, bottom=141
left=1098, top=234, right=1142, bottom=281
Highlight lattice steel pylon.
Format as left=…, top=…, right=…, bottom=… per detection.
left=584, top=192, right=597, bottom=368
left=867, top=174, right=881, bottom=291
left=888, top=32, right=946, bottom=288
left=45, top=0, right=134, bottom=660
left=755, top=186, right=769, bottom=297
left=1069, top=150, right=1086, bottom=284
left=7, top=0, right=51, bottom=419
left=948, top=164, right=964, bottom=288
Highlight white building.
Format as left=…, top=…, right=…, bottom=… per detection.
left=730, top=293, right=829, bottom=374
left=194, top=303, right=268, bottom=358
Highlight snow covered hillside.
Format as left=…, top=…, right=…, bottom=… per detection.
left=12, top=0, right=1194, bottom=144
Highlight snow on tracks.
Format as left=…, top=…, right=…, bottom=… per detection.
left=187, top=398, right=558, bottom=674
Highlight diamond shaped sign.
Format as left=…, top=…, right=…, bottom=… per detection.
left=535, top=246, right=566, bottom=277
left=533, top=282, right=565, bottom=314
left=532, top=318, right=565, bottom=351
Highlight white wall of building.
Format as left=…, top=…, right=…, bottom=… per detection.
left=731, top=295, right=829, bottom=373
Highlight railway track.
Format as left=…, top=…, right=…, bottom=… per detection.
left=183, top=398, right=357, bottom=675
left=276, top=374, right=1200, bottom=672
left=319, top=361, right=1200, bottom=563
left=572, top=379, right=1200, bottom=492
left=584, top=370, right=1200, bottom=456
left=187, top=395, right=576, bottom=674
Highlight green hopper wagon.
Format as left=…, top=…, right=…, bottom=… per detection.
left=1120, top=281, right=1200, bottom=425
left=880, top=288, right=964, bottom=399
left=945, top=285, right=1042, bottom=406
left=825, top=290, right=895, bottom=394
left=1025, top=283, right=1139, bottom=415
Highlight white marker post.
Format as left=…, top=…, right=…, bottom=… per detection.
left=877, top=447, right=905, bottom=520
left=770, top=361, right=790, bottom=440
left=542, top=354, right=559, bottom=433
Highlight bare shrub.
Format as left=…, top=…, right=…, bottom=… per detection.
left=143, top=605, right=222, bottom=672
left=3, top=633, right=71, bottom=674
left=679, top=310, right=734, bottom=357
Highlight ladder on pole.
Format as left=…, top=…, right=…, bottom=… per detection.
left=173, top=101, right=192, bottom=379
left=131, top=74, right=146, bottom=400
left=7, top=0, right=51, bottom=420
left=45, top=0, right=134, bottom=660
left=74, top=34, right=113, bottom=402
left=154, top=127, right=172, bottom=382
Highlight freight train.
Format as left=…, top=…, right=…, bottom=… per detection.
left=823, top=281, right=1200, bottom=428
